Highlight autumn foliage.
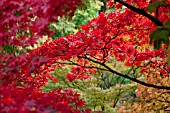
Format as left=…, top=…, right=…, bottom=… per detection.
left=0, top=0, right=170, bottom=112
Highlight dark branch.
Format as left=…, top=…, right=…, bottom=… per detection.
left=78, top=55, right=170, bottom=90
left=115, top=0, right=163, bottom=26
left=103, top=63, right=170, bottom=90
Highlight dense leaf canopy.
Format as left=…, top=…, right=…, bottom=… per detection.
left=0, top=0, right=170, bottom=112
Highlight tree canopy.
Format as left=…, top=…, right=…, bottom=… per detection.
left=0, top=0, right=170, bottom=112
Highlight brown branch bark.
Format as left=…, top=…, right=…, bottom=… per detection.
left=114, top=0, right=163, bottom=26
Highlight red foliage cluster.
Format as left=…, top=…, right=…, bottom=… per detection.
left=66, top=66, right=90, bottom=82
left=0, top=84, right=90, bottom=113
left=0, top=0, right=82, bottom=47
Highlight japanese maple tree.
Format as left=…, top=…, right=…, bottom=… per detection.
left=0, top=0, right=170, bottom=112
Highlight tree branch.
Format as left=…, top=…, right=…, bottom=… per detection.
left=114, top=0, right=163, bottom=26
left=78, top=55, right=170, bottom=90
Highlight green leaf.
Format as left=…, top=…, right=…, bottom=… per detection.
left=162, top=0, right=167, bottom=4
left=150, top=29, right=169, bottom=49
left=165, top=20, right=170, bottom=29
left=148, top=1, right=161, bottom=13
left=154, top=39, right=162, bottom=49
left=150, top=29, right=159, bottom=43
left=160, top=30, right=169, bottom=45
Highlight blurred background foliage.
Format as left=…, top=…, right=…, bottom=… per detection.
left=42, top=58, right=138, bottom=112
left=50, top=0, right=103, bottom=39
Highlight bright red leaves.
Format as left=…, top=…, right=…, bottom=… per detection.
left=66, top=66, right=90, bottom=82
left=0, top=85, right=88, bottom=113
